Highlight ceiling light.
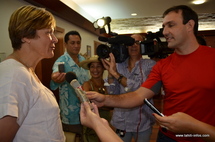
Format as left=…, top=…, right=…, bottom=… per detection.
left=192, top=0, right=206, bottom=5
left=131, top=13, right=137, bottom=16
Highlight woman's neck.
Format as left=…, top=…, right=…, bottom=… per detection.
left=9, top=52, right=36, bottom=69
left=90, top=78, right=104, bottom=87
left=90, top=78, right=106, bottom=94
left=8, top=51, right=41, bottom=83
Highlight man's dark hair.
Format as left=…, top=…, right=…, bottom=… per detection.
left=196, top=35, right=207, bottom=45
left=64, top=31, right=81, bottom=43
left=163, top=5, right=198, bottom=36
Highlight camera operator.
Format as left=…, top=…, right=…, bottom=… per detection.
left=101, top=34, right=156, bottom=142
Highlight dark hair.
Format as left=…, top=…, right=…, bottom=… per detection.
left=64, top=31, right=81, bottom=43
left=196, top=35, right=207, bottom=45
left=163, top=5, right=198, bottom=36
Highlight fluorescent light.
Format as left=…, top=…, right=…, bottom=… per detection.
left=192, top=0, right=206, bottom=5
left=131, top=13, right=137, bottom=16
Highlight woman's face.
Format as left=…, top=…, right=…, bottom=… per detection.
left=89, top=62, right=104, bottom=79
left=28, top=27, right=58, bottom=59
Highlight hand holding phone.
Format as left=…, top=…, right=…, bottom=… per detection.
left=58, top=62, right=65, bottom=73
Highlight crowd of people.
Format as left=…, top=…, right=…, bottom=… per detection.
left=0, top=4, right=215, bottom=142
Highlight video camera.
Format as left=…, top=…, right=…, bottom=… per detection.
left=96, top=35, right=134, bottom=63
left=140, top=29, right=174, bottom=59
left=96, top=29, right=174, bottom=63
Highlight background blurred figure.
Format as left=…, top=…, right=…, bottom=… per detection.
left=102, top=34, right=156, bottom=142
left=0, top=5, right=65, bottom=141
left=79, top=55, right=112, bottom=142
left=50, top=31, right=89, bottom=142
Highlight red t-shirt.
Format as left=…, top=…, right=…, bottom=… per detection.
left=142, top=45, right=215, bottom=142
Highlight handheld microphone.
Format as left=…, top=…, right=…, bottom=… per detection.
left=65, top=72, right=93, bottom=109
left=98, top=35, right=135, bottom=46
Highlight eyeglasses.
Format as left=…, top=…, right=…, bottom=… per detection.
left=134, top=40, right=141, bottom=45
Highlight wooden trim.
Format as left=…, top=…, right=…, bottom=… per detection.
left=198, top=30, right=215, bottom=36
left=56, top=26, right=65, bottom=33
left=24, top=0, right=100, bottom=36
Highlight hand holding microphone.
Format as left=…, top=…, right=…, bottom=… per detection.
left=65, top=72, right=94, bottom=110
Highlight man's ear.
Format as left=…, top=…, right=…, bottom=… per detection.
left=186, top=19, right=195, bottom=32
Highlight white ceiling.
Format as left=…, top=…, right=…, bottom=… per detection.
left=64, top=0, right=215, bottom=34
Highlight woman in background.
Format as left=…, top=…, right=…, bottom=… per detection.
left=79, top=55, right=112, bottom=142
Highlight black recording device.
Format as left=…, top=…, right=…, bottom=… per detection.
left=144, top=98, right=164, bottom=117
left=96, top=35, right=134, bottom=63
left=140, top=29, right=174, bottom=58
left=96, top=28, right=174, bottom=62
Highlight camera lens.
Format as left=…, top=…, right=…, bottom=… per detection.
left=96, top=44, right=111, bottom=59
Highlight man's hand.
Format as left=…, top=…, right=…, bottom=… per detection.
left=86, top=91, right=106, bottom=107
left=51, top=72, right=66, bottom=83
left=153, top=112, right=197, bottom=133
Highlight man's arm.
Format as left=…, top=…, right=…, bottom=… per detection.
left=87, top=86, right=155, bottom=108
left=0, top=116, right=19, bottom=142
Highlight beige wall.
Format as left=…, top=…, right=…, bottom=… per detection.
left=0, top=0, right=99, bottom=60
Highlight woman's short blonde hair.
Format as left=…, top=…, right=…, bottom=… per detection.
left=8, top=5, right=56, bottom=50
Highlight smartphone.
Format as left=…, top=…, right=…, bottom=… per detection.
left=58, top=62, right=65, bottom=73
left=144, top=98, right=167, bottom=132
left=144, top=98, right=164, bottom=117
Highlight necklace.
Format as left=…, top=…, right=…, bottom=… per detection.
left=9, top=53, right=41, bottom=83
left=29, top=67, right=41, bottom=83
left=90, top=79, right=106, bottom=94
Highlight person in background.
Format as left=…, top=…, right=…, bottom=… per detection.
left=79, top=55, right=112, bottom=142
left=0, top=5, right=65, bottom=141
left=102, top=34, right=156, bottom=142
left=86, top=5, right=215, bottom=142
left=50, top=31, right=89, bottom=142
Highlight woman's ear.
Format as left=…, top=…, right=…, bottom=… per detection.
left=21, top=37, right=31, bottom=43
